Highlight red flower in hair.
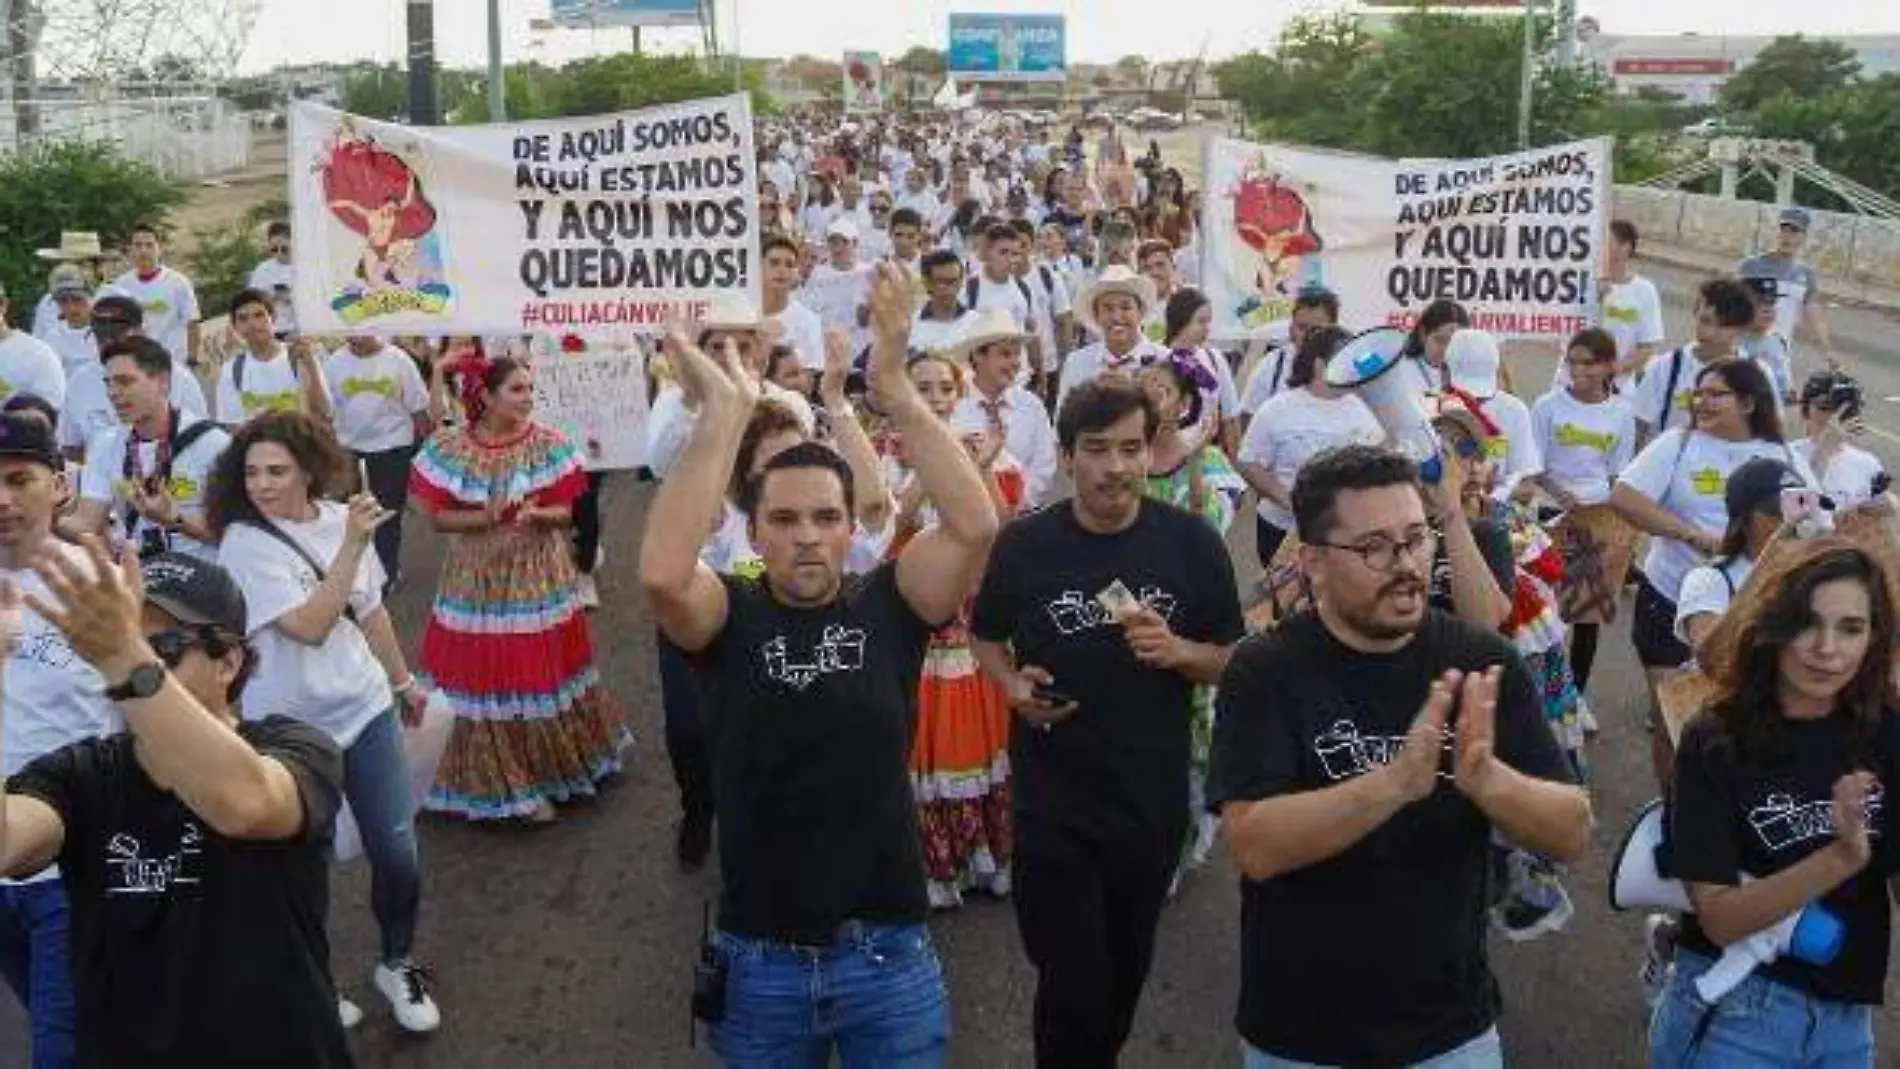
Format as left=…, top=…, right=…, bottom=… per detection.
left=560, top=334, right=586, bottom=354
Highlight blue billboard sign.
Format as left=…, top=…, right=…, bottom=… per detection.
left=947, top=14, right=1067, bottom=82
left=549, top=0, right=704, bottom=28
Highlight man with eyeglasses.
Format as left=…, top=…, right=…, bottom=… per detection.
left=0, top=544, right=353, bottom=1067
left=247, top=222, right=297, bottom=338
left=57, top=296, right=208, bottom=466
left=1207, top=443, right=1589, bottom=1069
left=906, top=250, right=974, bottom=360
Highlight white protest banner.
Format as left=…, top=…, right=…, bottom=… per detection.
left=843, top=52, right=884, bottom=114
left=288, top=94, right=759, bottom=338
left=529, top=335, right=650, bottom=471
left=1201, top=137, right=1609, bottom=341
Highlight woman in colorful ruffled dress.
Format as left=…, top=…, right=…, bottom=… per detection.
left=1137, top=352, right=1246, bottom=878
left=893, top=348, right=1023, bottom=908
left=410, top=354, right=631, bottom=823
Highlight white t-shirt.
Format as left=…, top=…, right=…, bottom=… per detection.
left=968, top=273, right=1035, bottom=333
left=1675, top=556, right=1753, bottom=646
left=1237, top=388, right=1386, bottom=529
left=1471, top=391, right=1542, bottom=495
left=111, top=267, right=200, bottom=364
left=907, top=308, right=974, bottom=359
left=1791, top=439, right=1887, bottom=509
left=325, top=344, right=430, bottom=453
left=217, top=346, right=325, bottom=425
left=1630, top=345, right=1717, bottom=434
left=1055, top=338, right=1169, bottom=414
left=0, top=544, right=115, bottom=885
left=1554, top=275, right=1665, bottom=391
left=34, top=318, right=95, bottom=378
left=247, top=257, right=298, bottom=334
left=1529, top=389, right=1638, bottom=506
left=78, top=412, right=230, bottom=561
left=768, top=298, right=827, bottom=371
left=0, top=330, right=67, bottom=409
left=799, top=263, right=872, bottom=352
left=1240, top=345, right=1296, bottom=415
left=1616, top=429, right=1809, bottom=602
left=60, top=364, right=208, bottom=455
left=219, top=501, right=391, bottom=747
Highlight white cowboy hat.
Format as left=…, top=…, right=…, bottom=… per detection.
left=1074, top=265, right=1156, bottom=338
left=948, top=307, right=1032, bottom=364
left=36, top=231, right=110, bottom=262
left=701, top=291, right=763, bottom=333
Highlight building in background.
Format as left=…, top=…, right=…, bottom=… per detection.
left=1579, top=25, right=1900, bottom=104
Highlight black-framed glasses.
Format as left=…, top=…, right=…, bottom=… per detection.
left=1313, top=528, right=1438, bottom=573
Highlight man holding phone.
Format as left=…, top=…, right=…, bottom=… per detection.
left=970, top=378, right=1244, bottom=1068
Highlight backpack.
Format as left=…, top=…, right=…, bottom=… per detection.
left=966, top=275, right=1036, bottom=318
left=232, top=349, right=301, bottom=395
left=1651, top=347, right=1688, bottom=432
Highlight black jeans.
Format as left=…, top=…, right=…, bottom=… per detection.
left=655, top=633, right=714, bottom=823
left=354, top=444, right=417, bottom=582
left=572, top=471, right=605, bottom=574
left=1013, top=822, right=1180, bottom=1069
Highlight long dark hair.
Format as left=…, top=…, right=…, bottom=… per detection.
left=203, top=410, right=350, bottom=539
left=1702, top=539, right=1898, bottom=759
left=1694, top=358, right=1784, bottom=443
left=1289, top=325, right=1353, bottom=391
left=1163, top=288, right=1209, bottom=346
left=1401, top=300, right=1470, bottom=359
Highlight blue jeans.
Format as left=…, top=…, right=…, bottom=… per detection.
left=709, top=921, right=950, bottom=1068
left=1244, top=1027, right=1502, bottom=1069
left=344, top=708, right=422, bottom=964
left=0, top=879, right=77, bottom=1069
left=1650, top=949, right=1874, bottom=1067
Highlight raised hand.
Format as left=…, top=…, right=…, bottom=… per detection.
left=1450, top=666, right=1503, bottom=801
left=821, top=327, right=853, bottom=403
left=661, top=321, right=758, bottom=420
left=1831, top=771, right=1878, bottom=869
left=344, top=491, right=394, bottom=545
left=1390, top=670, right=1458, bottom=804
left=24, top=537, right=151, bottom=682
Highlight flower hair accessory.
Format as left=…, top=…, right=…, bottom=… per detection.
left=1165, top=349, right=1219, bottom=394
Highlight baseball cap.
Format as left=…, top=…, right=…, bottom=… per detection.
left=92, top=293, right=143, bottom=326
left=1444, top=329, right=1502, bottom=399
left=48, top=265, right=89, bottom=299
left=141, top=552, right=248, bottom=635
left=1740, top=275, right=1779, bottom=303
left=825, top=217, right=860, bottom=243
left=1778, top=206, right=1812, bottom=232
left=0, top=411, right=62, bottom=471
left=1725, top=457, right=1808, bottom=519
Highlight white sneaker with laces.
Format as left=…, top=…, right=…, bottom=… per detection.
left=577, top=574, right=600, bottom=611
left=374, top=960, right=441, bottom=1033
left=338, top=997, right=364, bottom=1029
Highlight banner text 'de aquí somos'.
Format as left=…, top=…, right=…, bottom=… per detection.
left=288, top=93, right=760, bottom=338
left=1200, top=137, right=1611, bottom=341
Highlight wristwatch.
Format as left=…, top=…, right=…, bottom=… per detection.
left=104, top=662, right=167, bottom=702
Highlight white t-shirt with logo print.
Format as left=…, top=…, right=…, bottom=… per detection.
left=216, top=347, right=325, bottom=425
left=1553, top=275, right=1665, bottom=391
left=219, top=501, right=392, bottom=748
left=1238, top=388, right=1386, bottom=530
left=1616, top=428, right=1812, bottom=602
left=60, top=365, right=208, bottom=456
left=324, top=344, right=430, bottom=454
left=111, top=267, right=200, bottom=365
left=1529, top=389, right=1638, bottom=506
left=78, top=412, right=229, bottom=561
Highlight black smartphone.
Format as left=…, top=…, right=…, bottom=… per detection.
left=1032, top=683, right=1074, bottom=706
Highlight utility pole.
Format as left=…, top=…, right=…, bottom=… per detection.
left=1516, top=0, right=1536, bottom=150
left=486, top=0, right=506, bottom=121
left=406, top=0, right=437, bottom=124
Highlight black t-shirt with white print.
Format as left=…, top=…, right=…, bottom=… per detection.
left=691, top=562, right=936, bottom=944
left=1205, top=610, right=1573, bottom=1067
left=1670, top=708, right=1900, bottom=1005
left=970, top=500, right=1245, bottom=850
left=7, top=716, right=352, bottom=1069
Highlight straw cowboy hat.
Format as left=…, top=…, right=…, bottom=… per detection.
left=948, top=307, right=1032, bottom=364
left=36, top=231, right=112, bottom=262
left=701, top=291, right=764, bottom=333
left=1074, top=265, right=1156, bottom=338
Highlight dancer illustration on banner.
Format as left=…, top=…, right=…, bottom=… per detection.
left=1227, top=160, right=1325, bottom=330
left=318, top=123, right=454, bottom=325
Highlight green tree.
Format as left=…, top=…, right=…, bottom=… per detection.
left=183, top=199, right=287, bottom=325
left=339, top=63, right=409, bottom=121
left=893, top=47, right=947, bottom=76
left=1211, top=13, right=1374, bottom=148
left=1753, top=74, right=1900, bottom=206
left=1721, top=34, right=1862, bottom=115
left=1359, top=13, right=1525, bottom=157
left=0, top=140, right=186, bottom=325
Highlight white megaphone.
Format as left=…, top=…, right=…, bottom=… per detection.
left=1609, top=798, right=1692, bottom=914
left=1324, top=327, right=1444, bottom=485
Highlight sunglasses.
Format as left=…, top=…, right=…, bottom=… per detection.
left=147, top=626, right=234, bottom=668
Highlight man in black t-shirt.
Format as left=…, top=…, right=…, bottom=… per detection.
left=0, top=547, right=352, bottom=1068
left=638, top=263, right=997, bottom=1066
left=969, top=378, right=1245, bottom=1068
left=1207, top=445, right=1591, bottom=1068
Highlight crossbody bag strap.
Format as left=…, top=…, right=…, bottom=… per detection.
left=241, top=516, right=359, bottom=624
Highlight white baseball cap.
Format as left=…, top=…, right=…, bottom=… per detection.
left=1445, top=328, right=1502, bottom=399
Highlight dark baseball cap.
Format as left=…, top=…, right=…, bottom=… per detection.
left=1740, top=275, right=1779, bottom=302
left=141, top=552, right=248, bottom=635
left=0, top=411, right=62, bottom=471
left=1725, top=457, right=1811, bottom=518
left=91, top=293, right=143, bottom=326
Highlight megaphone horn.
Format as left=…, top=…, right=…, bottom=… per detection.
left=1324, top=327, right=1444, bottom=484
left=1609, top=798, right=1693, bottom=914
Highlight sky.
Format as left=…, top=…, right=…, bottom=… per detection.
left=233, top=0, right=1900, bottom=74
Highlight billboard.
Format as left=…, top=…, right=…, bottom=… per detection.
left=1611, top=58, right=1735, bottom=76
left=947, top=14, right=1065, bottom=83
left=549, top=0, right=704, bottom=28
left=842, top=52, right=884, bottom=114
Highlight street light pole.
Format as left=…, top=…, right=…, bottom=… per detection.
left=406, top=0, right=438, bottom=125
left=486, top=0, right=507, bottom=121
left=1516, top=0, right=1536, bottom=150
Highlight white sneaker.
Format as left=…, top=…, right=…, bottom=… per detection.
left=338, top=997, right=364, bottom=1029
left=577, top=573, right=600, bottom=611
left=373, top=960, right=441, bottom=1033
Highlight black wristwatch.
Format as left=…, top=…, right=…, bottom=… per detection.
left=104, top=662, right=167, bottom=702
